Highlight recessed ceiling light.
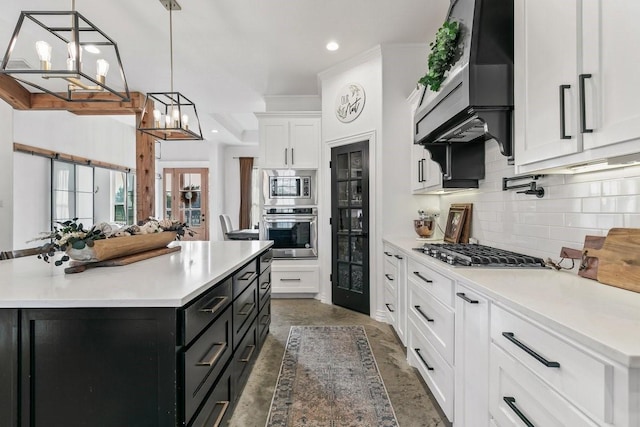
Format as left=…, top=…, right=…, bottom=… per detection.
left=326, top=41, right=339, bottom=51
left=211, top=129, right=219, bottom=133
left=84, top=45, right=100, bottom=54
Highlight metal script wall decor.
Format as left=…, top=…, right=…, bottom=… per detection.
left=335, top=83, right=366, bottom=123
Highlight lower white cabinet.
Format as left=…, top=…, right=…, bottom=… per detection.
left=383, top=244, right=407, bottom=345
left=454, top=283, right=490, bottom=427
left=270, top=260, right=319, bottom=294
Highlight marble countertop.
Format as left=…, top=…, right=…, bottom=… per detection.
left=0, top=240, right=273, bottom=308
left=385, top=236, right=640, bottom=368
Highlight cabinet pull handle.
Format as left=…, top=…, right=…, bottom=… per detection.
left=414, top=305, right=434, bottom=322
left=579, top=73, right=593, bottom=133
left=260, top=281, right=271, bottom=290
left=384, top=251, right=393, bottom=257
left=199, top=296, right=228, bottom=314
left=414, top=348, right=434, bottom=371
left=385, top=303, right=395, bottom=312
left=456, top=292, right=478, bottom=304
left=237, top=302, right=256, bottom=316
left=384, top=273, right=394, bottom=281
left=418, top=159, right=423, bottom=183
left=502, top=332, right=560, bottom=368
left=413, top=271, right=433, bottom=283
left=291, top=148, right=294, bottom=164
left=280, top=278, right=301, bottom=282
left=559, top=84, right=571, bottom=139
left=260, top=314, right=270, bottom=326
left=240, top=344, right=256, bottom=362
left=394, top=255, right=403, bottom=260
left=204, top=400, right=230, bottom=427
left=196, top=342, right=226, bottom=367
left=239, top=271, right=256, bottom=282
left=284, top=148, right=288, bottom=165
left=503, top=397, right=535, bottom=427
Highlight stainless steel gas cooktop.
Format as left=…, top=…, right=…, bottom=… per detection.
left=412, top=243, right=547, bottom=268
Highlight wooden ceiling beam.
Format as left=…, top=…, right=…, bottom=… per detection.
left=0, top=75, right=32, bottom=110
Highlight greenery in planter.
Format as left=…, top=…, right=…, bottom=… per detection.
left=418, top=20, right=461, bottom=92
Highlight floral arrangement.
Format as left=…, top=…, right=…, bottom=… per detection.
left=418, top=20, right=461, bottom=92
left=31, top=218, right=193, bottom=266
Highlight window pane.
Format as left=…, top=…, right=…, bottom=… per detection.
left=53, top=162, right=74, bottom=191
left=53, top=189, right=74, bottom=220
left=76, top=165, right=94, bottom=192
left=76, top=192, right=93, bottom=219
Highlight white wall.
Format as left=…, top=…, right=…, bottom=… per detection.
left=440, top=141, right=640, bottom=262
left=0, top=100, right=13, bottom=249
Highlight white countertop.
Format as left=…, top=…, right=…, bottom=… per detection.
left=385, top=236, right=640, bottom=368
left=0, top=240, right=273, bottom=308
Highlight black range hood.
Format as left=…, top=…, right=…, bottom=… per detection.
left=414, top=0, right=514, bottom=188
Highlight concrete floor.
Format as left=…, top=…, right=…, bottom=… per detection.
left=228, top=299, right=449, bottom=427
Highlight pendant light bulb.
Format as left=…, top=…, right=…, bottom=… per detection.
left=35, top=41, right=52, bottom=70
left=96, top=59, right=109, bottom=84
left=164, top=114, right=171, bottom=128
left=172, top=107, right=180, bottom=127
left=67, top=41, right=82, bottom=71
left=182, top=114, right=189, bottom=130
left=153, top=109, right=161, bottom=127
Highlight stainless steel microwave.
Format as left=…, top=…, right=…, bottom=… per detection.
left=262, top=169, right=317, bottom=206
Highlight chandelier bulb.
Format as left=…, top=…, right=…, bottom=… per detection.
left=153, top=109, right=161, bottom=127
left=96, top=59, right=109, bottom=83
left=66, top=41, right=82, bottom=71
left=172, top=107, right=180, bottom=127
left=182, top=114, right=189, bottom=130
left=35, top=41, right=52, bottom=70
left=164, top=115, right=171, bottom=128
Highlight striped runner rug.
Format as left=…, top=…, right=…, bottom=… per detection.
left=266, top=325, right=398, bottom=427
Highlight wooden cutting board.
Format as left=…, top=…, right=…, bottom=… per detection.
left=586, top=228, right=640, bottom=293
left=65, top=246, right=181, bottom=274
left=559, top=235, right=605, bottom=280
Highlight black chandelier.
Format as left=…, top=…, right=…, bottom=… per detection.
left=137, top=0, right=203, bottom=141
left=0, top=2, right=130, bottom=102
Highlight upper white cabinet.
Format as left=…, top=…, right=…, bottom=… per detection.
left=514, top=0, right=640, bottom=173
left=257, top=113, right=320, bottom=169
left=411, top=145, right=443, bottom=194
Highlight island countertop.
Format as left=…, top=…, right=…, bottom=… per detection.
left=0, top=240, right=273, bottom=308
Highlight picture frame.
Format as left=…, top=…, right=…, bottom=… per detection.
left=450, top=203, right=473, bottom=243
left=444, top=206, right=467, bottom=243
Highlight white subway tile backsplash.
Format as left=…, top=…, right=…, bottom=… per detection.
left=623, top=214, right=640, bottom=228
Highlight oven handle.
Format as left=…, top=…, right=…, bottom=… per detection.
left=263, top=216, right=317, bottom=222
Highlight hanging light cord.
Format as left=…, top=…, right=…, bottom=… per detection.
left=169, top=1, right=174, bottom=93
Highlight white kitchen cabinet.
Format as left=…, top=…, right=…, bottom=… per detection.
left=411, top=144, right=443, bottom=194
left=383, top=243, right=407, bottom=345
left=270, top=260, right=319, bottom=294
left=514, top=0, right=640, bottom=172
left=257, top=113, right=320, bottom=169
left=454, top=283, right=490, bottom=427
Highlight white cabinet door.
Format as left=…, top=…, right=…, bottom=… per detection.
left=514, top=0, right=581, bottom=165
left=260, top=119, right=290, bottom=169
left=411, top=145, right=444, bottom=194
left=454, top=284, right=490, bottom=427
left=582, top=0, right=640, bottom=151
left=289, top=118, right=320, bottom=168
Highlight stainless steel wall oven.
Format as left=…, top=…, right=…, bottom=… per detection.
left=262, top=169, right=317, bottom=206
left=261, top=207, right=317, bottom=258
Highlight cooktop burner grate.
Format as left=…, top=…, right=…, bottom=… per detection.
left=413, top=243, right=547, bottom=268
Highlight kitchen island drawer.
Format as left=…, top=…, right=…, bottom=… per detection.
left=491, top=304, right=613, bottom=423
left=407, top=258, right=453, bottom=307
left=182, top=278, right=232, bottom=346
left=258, top=298, right=271, bottom=349
left=490, top=343, right=598, bottom=427
left=259, top=249, right=273, bottom=274
left=258, top=267, right=271, bottom=310
left=232, top=322, right=258, bottom=402
left=188, top=369, right=233, bottom=427
left=183, top=306, right=233, bottom=423
left=233, top=259, right=258, bottom=298
left=233, top=281, right=258, bottom=349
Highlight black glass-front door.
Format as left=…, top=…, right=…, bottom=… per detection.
left=331, top=141, right=369, bottom=315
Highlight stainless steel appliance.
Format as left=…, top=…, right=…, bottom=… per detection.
left=413, top=243, right=546, bottom=268
left=262, top=169, right=317, bottom=206
left=261, top=207, right=317, bottom=258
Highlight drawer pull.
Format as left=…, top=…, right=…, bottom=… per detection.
left=196, top=342, right=226, bottom=367
left=237, top=302, right=256, bottom=316
left=502, top=332, right=560, bottom=368
left=260, top=314, right=270, bottom=326
left=280, top=278, right=301, bottom=282
left=203, top=400, right=230, bottom=427
left=414, top=305, right=434, bottom=322
left=239, top=271, right=256, bottom=282
left=384, top=251, right=393, bottom=257
left=503, top=397, right=535, bottom=427
left=198, top=296, right=228, bottom=314
left=260, top=281, right=271, bottom=290
left=413, top=271, right=433, bottom=283
left=414, top=348, right=434, bottom=371
left=385, top=303, right=395, bottom=313
left=240, top=344, right=256, bottom=362
left=394, top=255, right=403, bottom=260
left=456, top=292, right=478, bottom=304
left=384, top=273, right=394, bottom=281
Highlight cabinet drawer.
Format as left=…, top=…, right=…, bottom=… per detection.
left=384, top=285, right=397, bottom=325
left=382, top=245, right=400, bottom=268
left=183, top=278, right=232, bottom=346
left=407, top=258, right=453, bottom=307
left=233, top=282, right=258, bottom=349
left=491, top=304, right=613, bottom=423
left=258, top=267, right=271, bottom=310
left=183, top=306, right=233, bottom=423
left=233, top=259, right=258, bottom=298
left=258, top=298, right=271, bottom=349
left=188, top=369, right=233, bottom=427
left=490, top=343, right=598, bottom=427
left=232, top=321, right=259, bottom=402
left=408, top=282, right=454, bottom=365
left=271, top=266, right=319, bottom=293
left=383, top=259, right=397, bottom=293
left=408, top=317, right=454, bottom=421
left=259, top=249, right=273, bottom=274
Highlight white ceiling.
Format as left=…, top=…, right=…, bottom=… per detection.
left=0, top=0, right=449, bottom=145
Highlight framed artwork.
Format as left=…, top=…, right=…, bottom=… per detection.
left=450, top=203, right=473, bottom=243
left=444, top=206, right=467, bottom=243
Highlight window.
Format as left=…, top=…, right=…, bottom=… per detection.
left=52, top=160, right=94, bottom=226
left=111, top=171, right=136, bottom=225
